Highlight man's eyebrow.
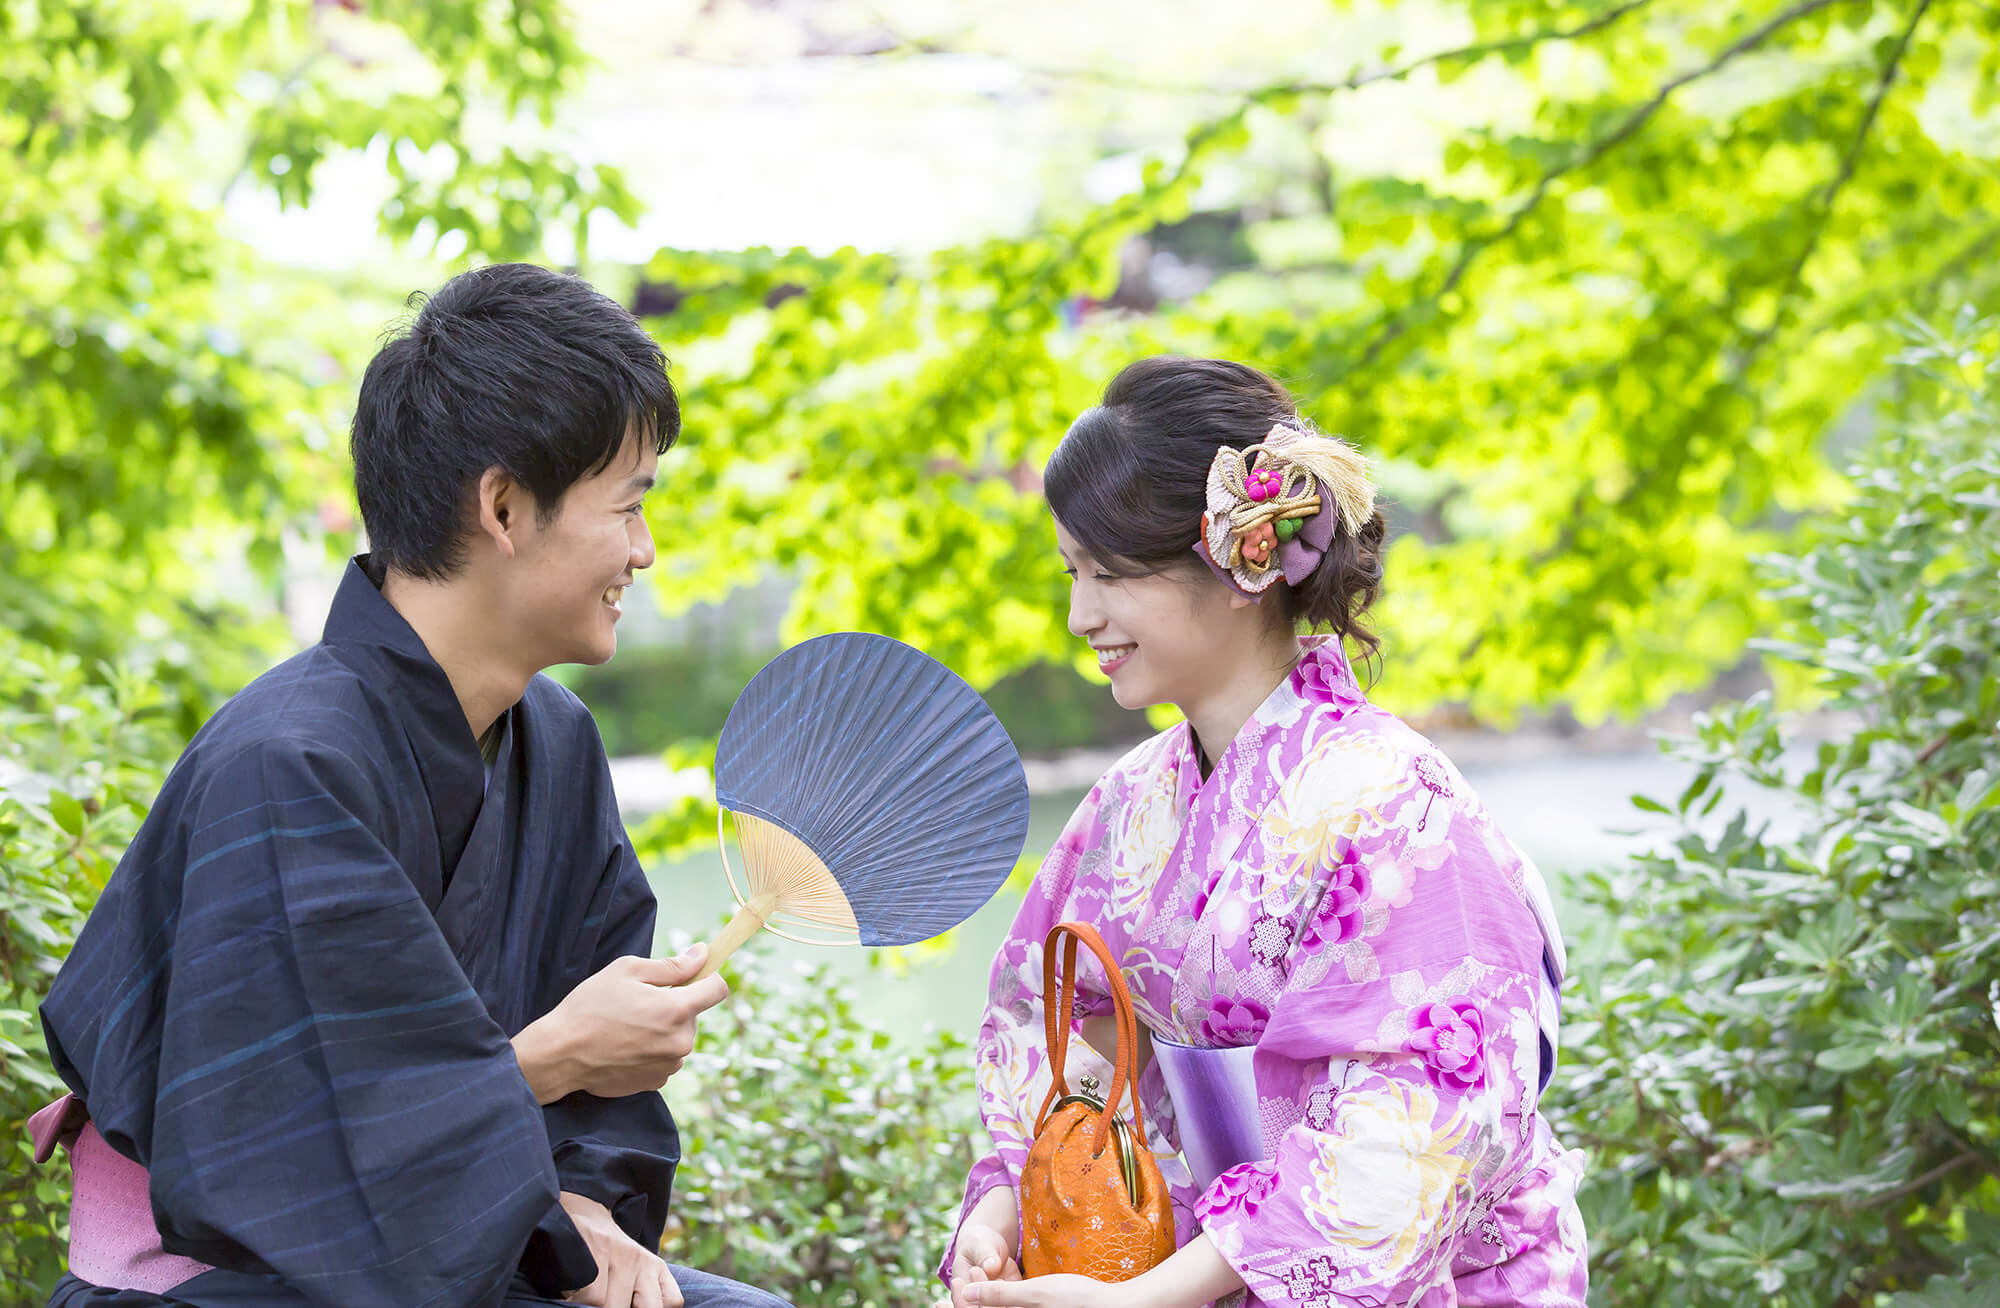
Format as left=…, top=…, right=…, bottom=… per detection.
left=625, top=474, right=656, bottom=493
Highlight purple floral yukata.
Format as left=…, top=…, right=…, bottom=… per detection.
left=946, top=640, right=1588, bottom=1306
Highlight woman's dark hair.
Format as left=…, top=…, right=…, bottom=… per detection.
left=351, top=262, right=679, bottom=581
left=1045, top=356, right=1388, bottom=659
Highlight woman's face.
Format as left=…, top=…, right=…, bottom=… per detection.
left=1054, top=517, right=1264, bottom=714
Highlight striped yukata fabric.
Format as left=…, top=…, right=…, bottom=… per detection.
left=40, top=558, right=679, bottom=1307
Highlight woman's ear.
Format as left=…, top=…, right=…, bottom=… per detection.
left=477, top=466, right=524, bottom=559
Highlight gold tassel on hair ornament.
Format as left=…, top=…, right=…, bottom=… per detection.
left=1196, top=424, right=1377, bottom=599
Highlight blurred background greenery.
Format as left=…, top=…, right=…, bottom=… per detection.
left=4, top=0, right=1998, bottom=1303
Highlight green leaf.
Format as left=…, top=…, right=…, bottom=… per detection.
left=48, top=792, right=84, bottom=838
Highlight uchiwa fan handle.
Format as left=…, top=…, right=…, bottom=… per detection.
left=692, top=891, right=777, bottom=981
left=689, top=808, right=863, bottom=982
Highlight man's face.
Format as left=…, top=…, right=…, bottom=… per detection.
left=507, top=433, right=658, bottom=670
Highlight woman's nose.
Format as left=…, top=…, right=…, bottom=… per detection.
left=1066, top=582, right=1100, bottom=638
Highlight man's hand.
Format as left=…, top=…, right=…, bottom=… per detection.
left=950, top=1187, right=1023, bottom=1308
left=513, top=944, right=730, bottom=1103
left=556, top=1192, right=682, bottom=1308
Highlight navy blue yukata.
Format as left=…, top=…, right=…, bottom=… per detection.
left=40, top=559, right=769, bottom=1308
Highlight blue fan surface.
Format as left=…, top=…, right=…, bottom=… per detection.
left=715, top=633, right=1030, bottom=946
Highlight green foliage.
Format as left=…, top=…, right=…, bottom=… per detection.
left=0, top=0, right=640, bottom=734
left=666, top=950, right=978, bottom=1308
left=565, top=642, right=1146, bottom=760
left=560, top=642, right=780, bottom=759
left=631, top=0, right=2000, bottom=769
left=0, top=641, right=175, bottom=1297
left=1543, top=317, right=2000, bottom=1305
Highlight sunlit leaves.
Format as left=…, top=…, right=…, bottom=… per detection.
left=1540, top=324, right=2000, bottom=1304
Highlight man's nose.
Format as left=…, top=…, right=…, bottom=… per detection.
left=630, top=515, right=656, bottom=572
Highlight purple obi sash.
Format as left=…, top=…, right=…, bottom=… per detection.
left=1150, top=1034, right=1266, bottom=1191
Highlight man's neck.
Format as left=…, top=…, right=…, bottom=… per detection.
left=379, top=568, right=532, bottom=742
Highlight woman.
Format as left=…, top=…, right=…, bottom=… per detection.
left=942, top=358, right=1588, bottom=1308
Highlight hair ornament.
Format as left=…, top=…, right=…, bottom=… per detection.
left=1195, top=424, right=1376, bottom=599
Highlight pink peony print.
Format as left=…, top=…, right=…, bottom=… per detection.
left=1198, top=992, right=1270, bottom=1046
left=1196, top=1163, right=1282, bottom=1222
left=1407, top=998, right=1487, bottom=1092
left=1292, top=652, right=1364, bottom=712
left=1297, top=843, right=1370, bottom=951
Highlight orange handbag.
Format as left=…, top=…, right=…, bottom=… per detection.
left=1018, top=921, right=1177, bottom=1281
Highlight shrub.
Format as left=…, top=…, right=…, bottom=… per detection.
left=0, top=645, right=173, bottom=1298
left=1545, top=319, right=2000, bottom=1306
left=664, top=948, right=978, bottom=1308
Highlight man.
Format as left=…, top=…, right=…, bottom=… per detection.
left=36, top=264, right=785, bottom=1308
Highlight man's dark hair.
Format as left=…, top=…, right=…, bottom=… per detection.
left=351, top=263, right=679, bottom=580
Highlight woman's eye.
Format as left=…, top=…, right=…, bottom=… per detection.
left=1094, top=572, right=1118, bottom=582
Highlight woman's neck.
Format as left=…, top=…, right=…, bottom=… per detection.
left=1182, top=631, right=1302, bottom=777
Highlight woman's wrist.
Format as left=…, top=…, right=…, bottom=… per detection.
left=1121, top=1234, right=1242, bottom=1308
left=966, top=1182, right=1020, bottom=1242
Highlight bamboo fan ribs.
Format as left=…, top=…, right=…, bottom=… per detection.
left=694, top=633, right=1030, bottom=978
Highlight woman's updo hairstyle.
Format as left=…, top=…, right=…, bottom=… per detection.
left=1044, top=356, right=1388, bottom=660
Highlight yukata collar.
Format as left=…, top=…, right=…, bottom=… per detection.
left=323, top=555, right=492, bottom=870
left=1186, top=638, right=1366, bottom=779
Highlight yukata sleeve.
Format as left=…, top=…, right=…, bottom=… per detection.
left=1193, top=769, right=1547, bottom=1306
left=937, top=782, right=1114, bottom=1283
left=520, top=787, right=679, bottom=1296
left=135, top=741, right=558, bottom=1308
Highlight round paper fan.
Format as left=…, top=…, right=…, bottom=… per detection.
left=695, top=632, right=1030, bottom=975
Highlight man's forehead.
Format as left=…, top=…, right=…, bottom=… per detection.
left=600, top=428, right=659, bottom=486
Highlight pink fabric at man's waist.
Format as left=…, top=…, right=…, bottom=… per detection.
left=28, top=1094, right=213, bottom=1295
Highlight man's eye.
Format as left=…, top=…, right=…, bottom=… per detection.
left=625, top=502, right=646, bottom=516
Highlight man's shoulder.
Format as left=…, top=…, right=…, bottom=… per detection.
left=185, top=645, right=392, bottom=777
left=519, top=673, right=607, bottom=754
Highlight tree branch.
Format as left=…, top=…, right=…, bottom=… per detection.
left=1269, top=0, right=1663, bottom=99
left=1346, top=0, right=1852, bottom=375
left=829, top=0, right=1662, bottom=99
left=1738, top=0, right=1935, bottom=368
left=1846, top=1151, right=1978, bottom=1209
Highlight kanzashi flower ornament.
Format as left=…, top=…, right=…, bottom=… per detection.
left=1196, top=425, right=1377, bottom=599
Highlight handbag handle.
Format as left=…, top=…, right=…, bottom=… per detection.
left=1032, top=920, right=1147, bottom=1157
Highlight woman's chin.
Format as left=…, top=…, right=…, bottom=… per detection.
left=1107, top=677, right=1156, bottom=713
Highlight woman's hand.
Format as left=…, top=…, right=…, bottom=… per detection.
left=957, top=1274, right=1135, bottom=1308
left=558, top=1192, right=683, bottom=1308
left=961, top=1234, right=1242, bottom=1308
left=949, top=1187, right=1024, bottom=1308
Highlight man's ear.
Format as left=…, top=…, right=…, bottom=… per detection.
left=476, top=466, right=530, bottom=559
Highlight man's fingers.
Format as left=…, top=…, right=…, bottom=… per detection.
left=1000, top=1259, right=1023, bottom=1282
left=607, top=1258, right=638, bottom=1308
left=623, top=945, right=707, bottom=987
left=659, top=1264, right=684, bottom=1308
left=672, top=973, right=731, bottom=1011
left=632, top=1261, right=665, bottom=1308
